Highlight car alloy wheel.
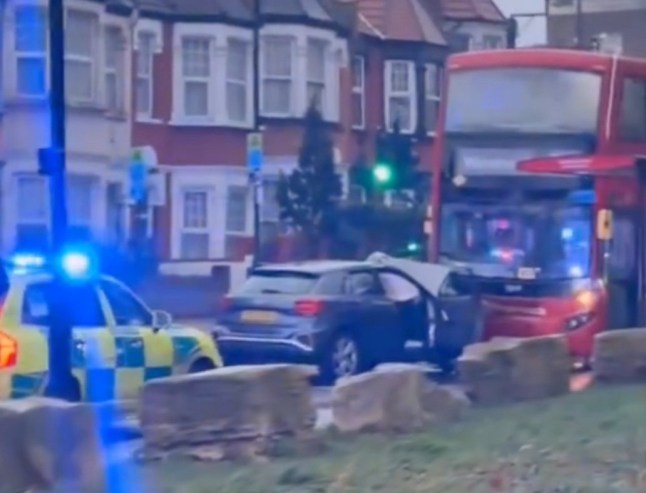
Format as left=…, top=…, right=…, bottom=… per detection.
left=332, top=336, right=359, bottom=378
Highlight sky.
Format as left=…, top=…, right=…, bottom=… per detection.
left=494, top=0, right=547, bottom=46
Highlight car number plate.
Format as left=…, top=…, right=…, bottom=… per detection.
left=240, top=310, right=277, bottom=324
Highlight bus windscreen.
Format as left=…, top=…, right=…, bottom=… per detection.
left=440, top=203, right=592, bottom=279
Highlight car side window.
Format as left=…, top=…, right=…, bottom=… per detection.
left=100, top=280, right=152, bottom=326
left=439, top=273, right=472, bottom=297
left=378, top=272, right=421, bottom=302
left=345, top=271, right=383, bottom=296
left=22, top=284, right=51, bottom=326
left=22, top=282, right=106, bottom=328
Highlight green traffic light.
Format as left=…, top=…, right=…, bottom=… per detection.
left=373, top=164, right=392, bottom=183
left=407, top=242, right=420, bottom=252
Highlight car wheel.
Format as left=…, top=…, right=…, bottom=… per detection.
left=189, top=357, right=216, bottom=373
left=321, top=332, right=364, bottom=383
left=44, top=374, right=81, bottom=402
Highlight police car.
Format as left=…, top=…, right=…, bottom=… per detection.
left=0, top=251, right=223, bottom=401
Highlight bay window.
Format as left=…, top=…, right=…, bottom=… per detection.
left=136, top=31, right=155, bottom=117
left=261, top=35, right=294, bottom=116
left=65, top=10, right=97, bottom=103
left=226, top=38, right=250, bottom=124
left=306, top=38, right=327, bottom=110
left=104, top=26, right=124, bottom=113
left=425, top=64, right=442, bottom=134
left=181, top=37, right=212, bottom=118
left=180, top=189, right=211, bottom=259
left=385, top=60, right=416, bottom=132
left=351, top=56, right=365, bottom=128
left=15, top=175, right=49, bottom=251
left=14, top=6, right=47, bottom=97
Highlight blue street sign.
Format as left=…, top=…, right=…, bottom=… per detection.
left=129, top=161, right=147, bottom=202
left=247, top=132, right=263, bottom=173
left=248, top=148, right=262, bottom=173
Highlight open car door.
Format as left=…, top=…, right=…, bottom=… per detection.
left=367, top=253, right=482, bottom=362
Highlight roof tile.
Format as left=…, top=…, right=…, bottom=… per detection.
left=438, top=0, right=506, bottom=22
left=356, top=0, right=446, bottom=45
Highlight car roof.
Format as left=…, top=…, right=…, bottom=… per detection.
left=254, top=260, right=370, bottom=275
left=7, top=271, right=121, bottom=286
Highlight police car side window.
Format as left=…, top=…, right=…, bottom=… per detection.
left=22, top=283, right=106, bottom=328
left=101, top=281, right=152, bottom=326
left=67, top=285, right=107, bottom=327
left=22, top=285, right=50, bottom=326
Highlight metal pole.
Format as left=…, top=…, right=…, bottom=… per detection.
left=49, top=0, right=67, bottom=243
left=251, top=0, right=261, bottom=268
left=575, top=0, right=583, bottom=48
left=46, top=0, right=75, bottom=399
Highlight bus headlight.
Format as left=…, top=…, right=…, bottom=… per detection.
left=575, top=289, right=597, bottom=311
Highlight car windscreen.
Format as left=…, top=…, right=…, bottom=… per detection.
left=237, top=271, right=320, bottom=295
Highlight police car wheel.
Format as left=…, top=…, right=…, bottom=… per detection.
left=189, top=357, right=216, bottom=373
left=44, top=375, right=81, bottom=402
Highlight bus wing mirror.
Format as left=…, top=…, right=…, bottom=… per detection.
left=596, top=209, right=613, bottom=240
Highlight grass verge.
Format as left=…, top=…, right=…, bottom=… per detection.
left=77, top=385, right=646, bottom=492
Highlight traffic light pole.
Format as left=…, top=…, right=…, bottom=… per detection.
left=44, top=0, right=75, bottom=400
left=251, top=0, right=261, bottom=268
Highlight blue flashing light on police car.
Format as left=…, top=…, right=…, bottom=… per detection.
left=11, top=253, right=46, bottom=270
left=568, top=264, right=584, bottom=278
left=61, top=251, right=91, bottom=278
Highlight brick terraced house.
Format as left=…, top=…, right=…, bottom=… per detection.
left=0, top=0, right=507, bottom=269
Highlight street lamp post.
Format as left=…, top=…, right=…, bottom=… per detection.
left=251, top=0, right=262, bottom=267
left=42, top=0, right=75, bottom=399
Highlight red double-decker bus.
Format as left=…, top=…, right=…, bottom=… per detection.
left=430, top=48, right=646, bottom=363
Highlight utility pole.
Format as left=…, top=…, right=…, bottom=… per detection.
left=250, top=0, right=262, bottom=268
left=41, top=0, right=76, bottom=399
left=574, top=0, right=584, bottom=48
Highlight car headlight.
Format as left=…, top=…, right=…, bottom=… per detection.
left=564, top=312, right=593, bottom=332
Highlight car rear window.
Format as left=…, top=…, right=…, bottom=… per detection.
left=237, top=271, right=319, bottom=295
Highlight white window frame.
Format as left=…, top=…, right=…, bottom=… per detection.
left=134, top=19, right=162, bottom=121
left=260, top=34, right=295, bottom=117
left=225, top=185, right=249, bottom=235
left=306, top=37, right=328, bottom=111
left=136, top=30, right=156, bottom=119
left=259, top=24, right=344, bottom=122
left=180, top=35, right=214, bottom=120
left=13, top=5, right=48, bottom=98
left=172, top=24, right=253, bottom=127
left=482, top=34, right=504, bottom=50
left=179, top=188, right=212, bottom=259
left=384, top=60, right=417, bottom=133
left=351, top=55, right=365, bottom=129
left=104, top=25, right=124, bottom=114
left=225, top=37, right=252, bottom=126
left=15, top=174, right=48, bottom=225
left=425, top=64, right=442, bottom=136
left=64, top=9, right=98, bottom=104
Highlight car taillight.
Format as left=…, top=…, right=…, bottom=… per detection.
left=294, top=299, right=324, bottom=317
left=218, top=296, right=232, bottom=312
left=0, top=330, right=17, bottom=369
